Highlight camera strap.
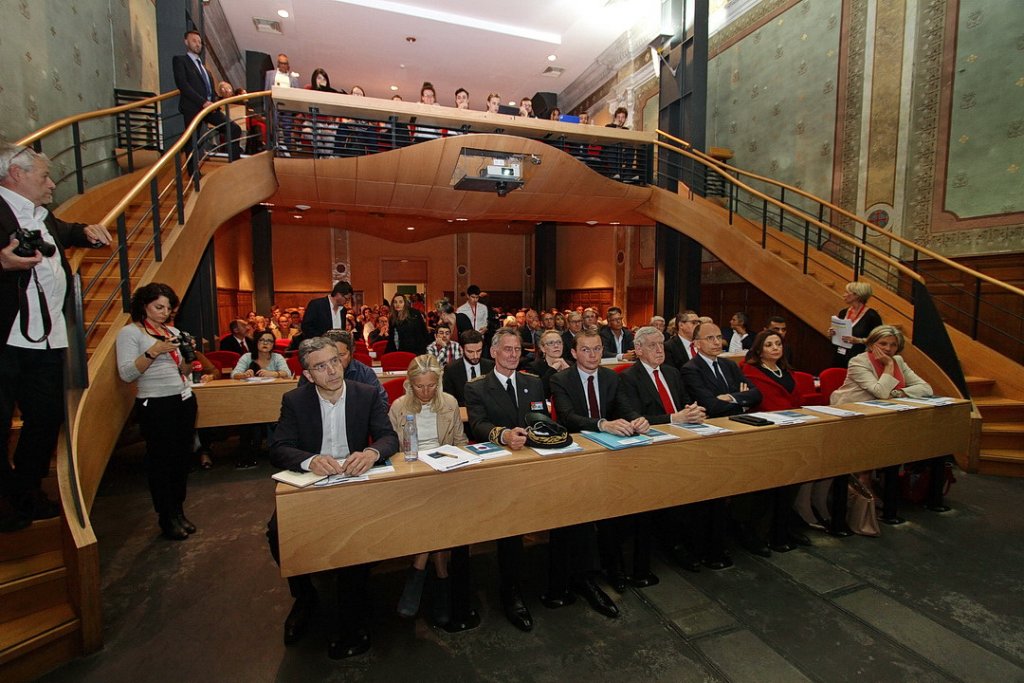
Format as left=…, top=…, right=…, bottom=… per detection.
left=18, top=269, right=53, bottom=343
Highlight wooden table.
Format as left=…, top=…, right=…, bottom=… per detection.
left=275, top=400, right=971, bottom=576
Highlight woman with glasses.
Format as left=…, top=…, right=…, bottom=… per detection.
left=387, top=355, right=467, bottom=625
left=528, top=329, right=571, bottom=397
left=230, top=330, right=292, bottom=379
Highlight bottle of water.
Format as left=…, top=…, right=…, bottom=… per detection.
left=402, top=414, right=418, bottom=462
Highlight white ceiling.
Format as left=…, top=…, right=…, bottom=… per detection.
left=219, top=0, right=663, bottom=109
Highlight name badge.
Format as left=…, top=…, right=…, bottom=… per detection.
left=529, top=401, right=545, bottom=411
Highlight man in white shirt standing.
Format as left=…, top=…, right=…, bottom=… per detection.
left=0, top=144, right=111, bottom=531
left=455, top=284, right=488, bottom=337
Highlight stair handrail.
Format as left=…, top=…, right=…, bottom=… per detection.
left=652, top=137, right=926, bottom=286
left=657, top=129, right=1024, bottom=300
left=16, top=90, right=180, bottom=148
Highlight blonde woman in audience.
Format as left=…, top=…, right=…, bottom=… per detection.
left=528, top=329, right=571, bottom=397
left=388, top=355, right=467, bottom=623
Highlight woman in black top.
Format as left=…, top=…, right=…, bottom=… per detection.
left=526, top=329, right=571, bottom=397
left=829, top=281, right=882, bottom=368
left=386, top=294, right=429, bottom=354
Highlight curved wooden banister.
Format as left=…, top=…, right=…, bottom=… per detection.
left=16, top=90, right=180, bottom=148
left=657, top=130, right=1024, bottom=299
left=652, top=138, right=926, bottom=286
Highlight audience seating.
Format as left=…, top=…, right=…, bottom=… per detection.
left=818, top=367, right=848, bottom=404
left=353, top=351, right=373, bottom=366
left=382, top=377, right=406, bottom=406
left=792, top=370, right=825, bottom=405
left=371, top=340, right=389, bottom=356
left=204, top=350, right=240, bottom=372
left=274, top=339, right=291, bottom=353
left=381, top=351, right=416, bottom=372
left=286, top=355, right=303, bottom=378
left=613, top=362, right=632, bottom=374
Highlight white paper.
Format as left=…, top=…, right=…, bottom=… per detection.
left=417, top=444, right=483, bottom=471
left=830, top=316, right=853, bottom=348
left=311, top=463, right=395, bottom=487
left=645, top=428, right=681, bottom=443
left=243, top=376, right=277, bottom=383
left=747, top=411, right=816, bottom=425
left=897, top=396, right=956, bottom=406
left=855, top=400, right=916, bottom=411
left=802, top=405, right=864, bottom=417
left=532, top=442, right=585, bottom=457
left=676, top=422, right=732, bottom=436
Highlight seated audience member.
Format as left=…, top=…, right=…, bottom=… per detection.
left=554, top=312, right=567, bottom=332
left=389, top=355, right=471, bottom=628
left=829, top=281, right=883, bottom=369
left=272, top=314, right=299, bottom=341
left=666, top=310, right=700, bottom=372
left=310, top=68, right=339, bottom=93
left=220, top=318, right=254, bottom=355
left=427, top=323, right=462, bottom=365
left=518, top=309, right=542, bottom=358
left=738, top=330, right=812, bottom=553
left=829, top=325, right=948, bottom=522
left=435, top=298, right=458, bottom=333
left=519, top=97, right=535, bottom=118
left=527, top=329, right=571, bottom=397
left=724, top=312, right=753, bottom=352
left=581, top=307, right=599, bottom=331
left=231, top=331, right=292, bottom=380
left=680, top=321, right=761, bottom=570
left=549, top=108, right=562, bottom=120
left=442, top=330, right=493, bottom=407
left=648, top=315, right=669, bottom=341
left=579, top=112, right=591, bottom=124
left=541, top=311, right=556, bottom=331
left=387, top=293, right=430, bottom=354
left=463, top=328, right=542, bottom=631
left=266, top=337, right=398, bottom=659
left=765, top=315, right=795, bottom=367
left=549, top=329, right=648, bottom=606
left=368, top=316, right=389, bottom=346
left=454, top=87, right=470, bottom=109
left=599, top=306, right=636, bottom=360
left=301, top=330, right=389, bottom=411
left=485, top=93, right=501, bottom=113
left=561, top=311, right=584, bottom=361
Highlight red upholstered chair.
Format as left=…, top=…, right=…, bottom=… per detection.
left=613, top=362, right=632, bottom=374
left=382, top=377, right=406, bottom=406
left=353, top=351, right=373, bottom=366
left=274, top=338, right=291, bottom=353
left=381, top=351, right=416, bottom=372
left=354, top=339, right=368, bottom=353
left=792, top=370, right=825, bottom=405
left=286, top=355, right=303, bottom=378
left=371, top=340, right=389, bottom=356
left=204, top=351, right=240, bottom=373
left=818, top=367, right=848, bottom=404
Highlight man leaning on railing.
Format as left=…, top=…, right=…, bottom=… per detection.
left=0, top=142, right=112, bottom=532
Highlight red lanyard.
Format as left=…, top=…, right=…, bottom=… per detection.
left=142, top=319, right=182, bottom=369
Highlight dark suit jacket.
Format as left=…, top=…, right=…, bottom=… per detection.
left=560, top=330, right=577, bottom=362
left=219, top=334, right=254, bottom=355
left=618, top=362, right=693, bottom=425
left=664, top=334, right=696, bottom=371
left=599, top=326, right=635, bottom=358
left=270, top=380, right=399, bottom=471
left=465, top=370, right=548, bottom=444
left=549, top=366, right=638, bottom=433
left=442, top=358, right=494, bottom=407
left=681, top=355, right=762, bottom=418
left=0, top=198, right=92, bottom=343
left=172, top=53, right=215, bottom=122
left=300, top=296, right=345, bottom=339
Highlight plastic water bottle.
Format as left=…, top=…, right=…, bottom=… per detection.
left=402, top=414, right=418, bottom=462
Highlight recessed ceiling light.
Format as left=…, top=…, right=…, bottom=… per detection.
left=293, top=214, right=302, bottom=219
left=585, top=220, right=598, bottom=225
left=390, top=85, right=399, bottom=91
left=610, top=221, right=620, bottom=225
left=277, top=9, right=289, bottom=18
left=406, top=226, right=415, bottom=230
left=455, top=218, right=468, bottom=222
left=547, top=54, right=557, bottom=61
left=295, top=204, right=310, bottom=211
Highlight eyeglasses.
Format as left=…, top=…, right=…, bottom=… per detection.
left=577, top=345, right=603, bottom=355
left=308, top=356, right=343, bottom=373
left=698, top=335, right=724, bottom=342
left=258, top=338, right=274, bottom=344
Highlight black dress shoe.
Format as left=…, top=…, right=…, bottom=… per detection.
left=671, top=546, right=702, bottom=572
left=880, top=515, right=906, bottom=525
left=571, top=577, right=619, bottom=619
left=284, top=595, right=316, bottom=645
left=629, top=573, right=659, bottom=588
left=787, top=531, right=813, bottom=547
left=176, top=512, right=196, bottom=535
left=739, top=537, right=772, bottom=558
left=441, top=609, right=481, bottom=633
left=607, top=569, right=628, bottom=593
left=328, top=630, right=370, bottom=659
left=769, top=541, right=795, bottom=553
left=22, top=490, right=60, bottom=520
left=500, top=589, right=534, bottom=632
left=926, top=504, right=951, bottom=513
left=539, top=590, right=576, bottom=609
left=702, top=554, right=733, bottom=570
left=158, top=515, right=188, bottom=541
left=828, top=524, right=854, bottom=538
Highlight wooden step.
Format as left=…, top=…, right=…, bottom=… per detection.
left=977, top=449, right=1024, bottom=478
left=964, top=375, right=996, bottom=397
left=0, top=550, right=63, bottom=592
left=0, top=603, right=78, bottom=665
left=980, top=422, right=1024, bottom=450
left=0, top=561, right=68, bottom=625
left=0, top=518, right=61, bottom=564
left=974, top=397, right=1024, bottom=422
left=0, top=623, right=79, bottom=683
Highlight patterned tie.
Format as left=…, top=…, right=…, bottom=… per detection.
left=506, top=378, right=518, bottom=408
left=712, top=360, right=728, bottom=391
left=587, top=375, right=600, bottom=419
left=653, top=369, right=675, bottom=414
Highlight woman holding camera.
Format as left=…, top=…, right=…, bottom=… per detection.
left=115, top=283, right=198, bottom=541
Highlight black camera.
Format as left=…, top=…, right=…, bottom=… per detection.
left=12, top=228, right=57, bottom=257
left=176, top=331, right=197, bottom=364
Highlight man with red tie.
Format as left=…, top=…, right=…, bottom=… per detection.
left=427, top=323, right=461, bottom=366
left=665, top=309, right=700, bottom=371
left=218, top=319, right=253, bottom=355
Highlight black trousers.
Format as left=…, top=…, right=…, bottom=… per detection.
left=136, top=394, right=197, bottom=516
left=0, top=346, right=65, bottom=500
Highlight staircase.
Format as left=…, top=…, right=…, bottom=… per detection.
left=967, top=376, right=1024, bottom=476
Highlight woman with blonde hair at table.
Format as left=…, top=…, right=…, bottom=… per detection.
left=388, top=355, right=468, bottom=625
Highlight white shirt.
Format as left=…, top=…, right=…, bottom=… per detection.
left=493, top=368, right=517, bottom=394
left=300, top=382, right=350, bottom=470
left=329, top=297, right=344, bottom=329
left=576, top=366, right=601, bottom=417
left=641, top=361, right=676, bottom=412
left=456, top=300, right=488, bottom=334
left=415, top=403, right=440, bottom=450
left=1, top=187, right=68, bottom=349
left=678, top=334, right=696, bottom=359
left=463, top=359, right=482, bottom=380
left=728, top=331, right=747, bottom=354
left=274, top=70, right=292, bottom=88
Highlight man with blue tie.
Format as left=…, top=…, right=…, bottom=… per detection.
left=171, top=30, right=242, bottom=165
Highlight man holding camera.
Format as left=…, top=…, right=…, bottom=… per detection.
left=0, top=143, right=111, bottom=532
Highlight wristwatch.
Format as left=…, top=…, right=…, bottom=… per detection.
left=144, top=350, right=157, bottom=360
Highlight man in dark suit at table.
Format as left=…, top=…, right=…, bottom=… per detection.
left=560, top=311, right=583, bottom=362
left=599, top=306, right=636, bottom=361
left=218, top=318, right=253, bottom=355
left=464, top=327, right=547, bottom=632
left=442, top=329, right=493, bottom=407
left=301, top=280, right=353, bottom=340
left=665, top=309, right=700, bottom=371
left=265, top=336, right=398, bottom=659
left=549, top=329, right=648, bottom=611
left=171, top=30, right=242, bottom=166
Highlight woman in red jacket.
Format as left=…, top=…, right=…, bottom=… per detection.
left=739, top=330, right=812, bottom=551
